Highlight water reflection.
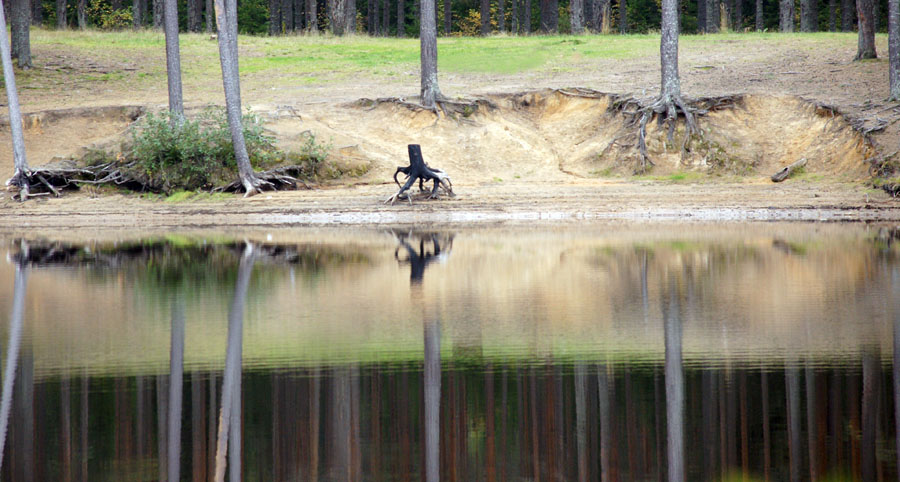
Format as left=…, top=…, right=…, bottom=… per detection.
left=3, top=226, right=900, bottom=480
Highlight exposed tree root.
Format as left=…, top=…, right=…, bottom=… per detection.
left=385, top=144, right=455, bottom=205
left=353, top=96, right=496, bottom=124
left=4, top=159, right=312, bottom=200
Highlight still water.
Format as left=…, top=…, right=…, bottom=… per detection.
left=1, top=224, right=899, bottom=481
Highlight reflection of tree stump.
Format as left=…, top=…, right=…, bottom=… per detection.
left=393, top=231, right=454, bottom=284
left=385, top=144, right=454, bottom=205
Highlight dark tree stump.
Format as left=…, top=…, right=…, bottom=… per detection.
left=385, top=144, right=454, bottom=205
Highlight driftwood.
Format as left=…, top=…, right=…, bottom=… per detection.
left=385, top=144, right=454, bottom=205
left=771, top=158, right=807, bottom=182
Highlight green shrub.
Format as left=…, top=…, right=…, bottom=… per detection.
left=129, top=108, right=277, bottom=193
left=86, top=0, right=133, bottom=30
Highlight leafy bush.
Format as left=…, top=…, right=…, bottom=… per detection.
left=129, top=108, right=277, bottom=193
left=86, top=0, right=133, bottom=30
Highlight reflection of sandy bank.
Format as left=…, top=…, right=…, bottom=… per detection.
left=0, top=223, right=894, bottom=378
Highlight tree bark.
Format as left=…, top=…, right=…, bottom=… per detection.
left=55, top=0, right=65, bottom=28
left=698, top=0, right=706, bottom=32
left=498, top=0, right=505, bottom=30
left=134, top=0, right=143, bottom=27
left=329, top=0, right=343, bottom=34
left=294, top=0, right=304, bottom=30
left=523, top=0, right=532, bottom=32
left=855, top=0, right=876, bottom=59
left=11, top=0, right=31, bottom=69
left=733, top=0, right=742, bottom=30
left=779, top=0, right=793, bottom=31
left=890, top=0, right=899, bottom=99
left=755, top=0, right=762, bottom=29
left=206, top=0, right=213, bottom=31
left=164, top=0, right=185, bottom=119
left=154, top=0, right=163, bottom=28
left=800, top=0, right=816, bottom=30
left=618, top=0, right=626, bottom=32
left=346, top=0, right=356, bottom=32
left=571, top=0, right=584, bottom=32
left=707, top=0, right=719, bottom=31
left=0, top=0, right=30, bottom=189
left=828, top=0, right=836, bottom=29
left=30, top=0, right=39, bottom=24
left=78, top=0, right=85, bottom=27
left=540, top=0, right=557, bottom=32
left=480, top=0, right=490, bottom=34
left=841, top=0, right=853, bottom=29
left=398, top=0, right=405, bottom=35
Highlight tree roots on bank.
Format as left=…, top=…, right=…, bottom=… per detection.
left=4, top=160, right=313, bottom=201
left=355, top=96, right=496, bottom=124
left=385, top=144, right=455, bottom=205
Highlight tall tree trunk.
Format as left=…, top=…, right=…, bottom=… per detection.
left=213, top=245, right=254, bottom=481
left=167, top=299, right=185, bottom=482
left=214, top=0, right=264, bottom=195
left=164, top=0, right=184, bottom=119
left=828, top=0, right=836, bottom=29
left=77, top=0, right=85, bottom=27
left=154, top=0, right=163, bottom=29
left=330, top=0, right=343, bottom=33
left=206, top=0, right=213, bottom=31
left=56, top=0, right=65, bottom=28
left=890, top=0, right=899, bottom=99
left=660, top=0, right=681, bottom=100
left=598, top=365, right=612, bottom=482
left=664, top=287, right=684, bottom=482
left=733, top=0, right=742, bottom=29
left=188, top=0, right=202, bottom=30
left=443, top=0, right=450, bottom=34
left=707, top=0, right=719, bottom=30
left=855, top=0, right=876, bottom=58
left=346, top=0, right=356, bottom=32
left=285, top=0, right=295, bottom=32
left=600, top=0, right=609, bottom=31
left=800, top=0, right=816, bottom=30
left=134, top=0, right=143, bottom=27
left=382, top=0, right=389, bottom=33
left=524, top=0, right=532, bottom=32
left=294, top=0, right=303, bottom=30
left=368, top=0, right=375, bottom=32
left=0, top=0, right=30, bottom=192
left=779, top=0, right=793, bottom=31
left=571, top=0, right=584, bottom=32
left=307, top=0, right=317, bottom=30
left=269, top=0, right=281, bottom=34
left=498, top=0, right=505, bottom=30
left=755, top=0, right=762, bottom=29
left=11, top=0, right=32, bottom=69
left=480, top=0, right=490, bottom=34
left=30, top=0, right=39, bottom=24
left=841, top=0, right=853, bottom=29
left=397, top=0, right=404, bottom=35
left=698, top=0, right=707, bottom=32
left=0, top=264, right=27, bottom=471
left=618, top=0, right=626, bottom=32
left=421, top=0, right=441, bottom=106
left=540, top=0, right=556, bottom=31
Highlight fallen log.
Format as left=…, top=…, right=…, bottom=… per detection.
left=771, top=158, right=807, bottom=182
left=385, top=144, right=454, bottom=205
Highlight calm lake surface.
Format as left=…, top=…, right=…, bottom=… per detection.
left=1, top=223, right=900, bottom=481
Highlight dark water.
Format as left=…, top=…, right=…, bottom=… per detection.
left=1, top=224, right=900, bottom=481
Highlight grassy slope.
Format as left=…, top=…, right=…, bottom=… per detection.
left=7, top=29, right=877, bottom=110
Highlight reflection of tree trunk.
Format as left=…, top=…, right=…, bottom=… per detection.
left=530, top=367, right=540, bottom=482
left=208, top=374, right=217, bottom=478
left=654, top=374, right=664, bottom=482
left=848, top=373, right=861, bottom=478
left=168, top=298, right=185, bottom=482
left=805, top=365, right=818, bottom=481
left=739, top=372, right=748, bottom=479
left=214, top=246, right=255, bottom=482
left=625, top=369, right=636, bottom=479
left=157, top=375, right=169, bottom=481
left=332, top=368, right=351, bottom=481
left=894, top=308, right=900, bottom=482
left=136, top=376, right=146, bottom=463
left=861, top=352, right=879, bottom=482
left=702, top=370, right=718, bottom=480
left=81, top=375, right=88, bottom=482
left=61, top=378, right=72, bottom=482
left=664, top=288, right=684, bottom=482
left=13, top=348, right=34, bottom=482
left=192, top=372, right=207, bottom=482
left=424, top=318, right=440, bottom=482
left=486, top=365, right=497, bottom=482
left=786, top=365, right=801, bottom=482
left=575, top=363, right=588, bottom=482
left=761, top=370, right=770, bottom=482
left=598, top=364, right=612, bottom=482
left=829, top=371, right=842, bottom=473
left=0, top=265, right=27, bottom=472
left=310, top=367, right=321, bottom=481
left=500, top=368, right=508, bottom=481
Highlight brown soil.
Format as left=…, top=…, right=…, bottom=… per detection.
left=1, top=35, right=899, bottom=229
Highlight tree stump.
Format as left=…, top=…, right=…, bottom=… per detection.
left=385, top=144, right=454, bottom=205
